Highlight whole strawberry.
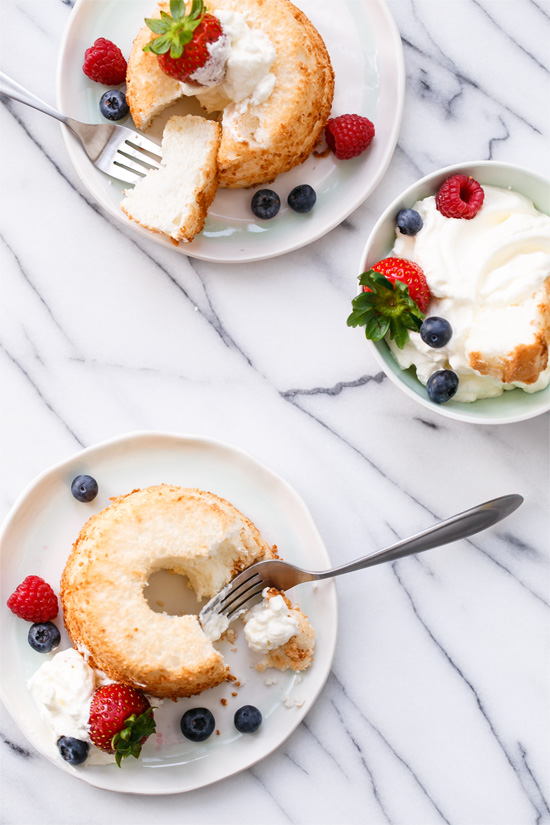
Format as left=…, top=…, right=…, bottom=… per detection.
left=7, top=575, right=58, bottom=623
left=83, top=38, right=127, bottom=86
left=436, top=174, right=484, bottom=219
left=89, top=684, right=156, bottom=767
left=347, top=258, right=431, bottom=349
left=325, top=114, right=375, bottom=160
left=143, top=0, right=224, bottom=83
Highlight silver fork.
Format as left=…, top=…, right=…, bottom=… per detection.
left=0, top=71, right=161, bottom=186
left=199, top=494, right=523, bottom=629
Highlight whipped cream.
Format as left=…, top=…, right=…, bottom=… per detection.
left=201, top=610, right=230, bottom=642
left=387, top=185, right=550, bottom=401
left=179, top=10, right=276, bottom=144
left=27, top=648, right=115, bottom=766
left=243, top=589, right=299, bottom=654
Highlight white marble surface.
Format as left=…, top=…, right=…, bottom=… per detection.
left=1, top=0, right=549, bottom=823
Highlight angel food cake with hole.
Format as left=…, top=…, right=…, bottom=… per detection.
left=388, top=185, right=550, bottom=402
left=60, top=485, right=315, bottom=700
left=126, top=0, right=334, bottom=189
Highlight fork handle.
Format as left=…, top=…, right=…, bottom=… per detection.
left=0, top=71, right=70, bottom=125
left=313, top=494, right=523, bottom=580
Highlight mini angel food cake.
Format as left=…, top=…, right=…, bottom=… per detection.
left=126, top=0, right=334, bottom=189
left=61, top=485, right=315, bottom=700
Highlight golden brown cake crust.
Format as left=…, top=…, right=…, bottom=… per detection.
left=60, top=485, right=275, bottom=699
left=468, top=280, right=550, bottom=385
left=126, top=0, right=335, bottom=189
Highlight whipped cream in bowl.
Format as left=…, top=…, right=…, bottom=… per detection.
left=356, top=161, right=550, bottom=424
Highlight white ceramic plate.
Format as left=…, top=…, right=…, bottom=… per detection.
left=56, top=0, right=405, bottom=262
left=0, top=432, right=337, bottom=794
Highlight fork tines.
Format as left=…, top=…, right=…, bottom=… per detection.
left=221, top=574, right=265, bottom=619
left=112, top=133, right=162, bottom=186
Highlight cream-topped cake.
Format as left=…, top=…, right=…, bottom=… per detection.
left=126, top=0, right=334, bottom=189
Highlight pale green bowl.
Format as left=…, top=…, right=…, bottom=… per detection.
left=359, top=161, right=550, bottom=424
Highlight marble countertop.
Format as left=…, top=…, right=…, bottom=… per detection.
left=1, top=1, right=549, bottom=823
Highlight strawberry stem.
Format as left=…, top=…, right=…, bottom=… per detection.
left=347, top=269, right=425, bottom=349
left=111, top=708, right=156, bottom=768
left=144, top=0, right=205, bottom=59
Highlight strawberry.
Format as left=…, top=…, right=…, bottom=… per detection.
left=88, top=684, right=156, bottom=767
left=143, top=0, right=224, bottom=83
left=347, top=258, right=431, bottom=349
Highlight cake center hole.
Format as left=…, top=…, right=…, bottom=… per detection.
left=145, top=570, right=205, bottom=616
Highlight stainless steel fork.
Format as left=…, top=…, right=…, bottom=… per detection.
left=199, top=494, right=523, bottom=629
left=0, top=71, right=161, bottom=185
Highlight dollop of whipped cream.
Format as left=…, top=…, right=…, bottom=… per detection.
left=387, top=185, right=550, bottom=402
left=27, top=648, right=114, bottom=766
left=180, top=10, right=276, bottom=126
left=243, top=589, right=299, bottom=654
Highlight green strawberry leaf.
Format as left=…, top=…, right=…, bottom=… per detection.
left=144, top=17, right=171, bottom=34
left=144, top=33, right=174, bottom=55
left=365, top=315, right=390, bottom=341
left=170, top=0, right=186, bottom=20
left=347, top=268, right=426, bottom=349
left=112, top=707, right=156, bottom=769
left=144, top=0, right=206, bottom=59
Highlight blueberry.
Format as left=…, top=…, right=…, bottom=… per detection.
left=57, top=736, right=89, bottom=765
left=251, top=189, right=281, bottom=220
left=287, top=184, right=316, bottom=214
left=99, top=90, right=129, bottom=121
left=420, top=317, right=452, bottom=348
left=397, top=208, right=423, bottom=236
left=180, top=708, right=215, bottom=742
left=426, top=370, right=459, bottom=404
left=71, top=475, right=98, bottom=502
left=28, top=622, right=61, bottom=653
left=234, top=705, right=262, bottom=734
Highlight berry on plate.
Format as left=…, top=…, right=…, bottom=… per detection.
left=180, top=707, right=215, bottom=742
left=420, top=317, right=452, bottom=348
left=234, top=705, right=262, bottom=733
left=397, top=208, right=423, bottom=236
left=144, top=0, right=224, bottom=83
left=325, top=114, right=375, bottom=160
left=88, top=684, right=156, bottom=767
left=427, top=370, right=459, bottom=403
left=347, top=258, right=431, bottom=349
left=28, top=621, right=61, bottom=653
left=57, top=736, right=90, bottom=766
left=99, top=90, right=129, bottom=121
left=251, top=189, right=281, bottom=220
left=435, top=174, right=484, bottom=220
left=287, top=184, right=316, bottom=213
left=71, top=475, right=98, bottom=502
left=83, top=38, right=127, bottom=86
left=7, top=575, right=59, bottom=623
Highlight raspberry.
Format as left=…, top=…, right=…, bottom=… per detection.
left=83, top=38, right=127, bottom=86
left=325, top=114, right=375, bottom=160
left=435, top=174, right=485, bottom=220
left=7, top=575, right=59, bottom=623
